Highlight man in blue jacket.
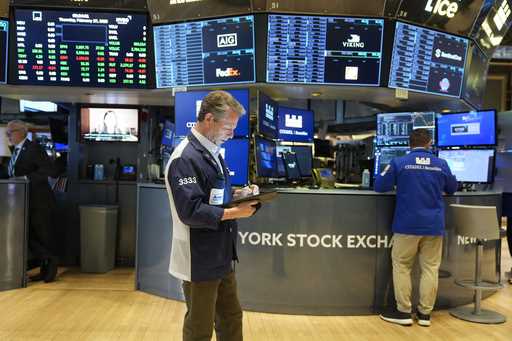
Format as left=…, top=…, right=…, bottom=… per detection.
left=375, top=128, right=457, bottom=327
left=165, top=90, right=259, bottom=341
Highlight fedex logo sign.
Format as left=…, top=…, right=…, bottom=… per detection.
left=217, top=33, right=237, bottom=48
left=285, top=114, right=303, bottom=129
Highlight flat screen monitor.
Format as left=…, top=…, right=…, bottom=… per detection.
left=373, top=146, right=409, bottom=177
left=255, top=136, right=277, bottom=178
left=437, top=110, right=496, bottom=147
left=258, top=92, right=278, bottom=140
left=20, top=100, right=58, bottom=112
left=282, top=152, right=302, bottom=181
left=438, top=149, right=495, bottom=183
left=314, top=138, right=333, bottom=158
left=154, top=15, right=255, bottom=88
left=263, top=1, right=386, bottom=16
left=80, top=107, right=139, bottom=142
left=267, top=15, right=384, bottom=86
left=376, top=112, right=436, bottom=147
left=276, top=145, right=313, bottom=178
left=389, top=22, right=469, bottom=97
left=174, top=89, right=249, bottom=138
left=49, top=117, right=68, bottom=144
left=161, top=120, right=175, bottom=147
left=221, top=138, right=249, bottom=186
left=474, top=0, right=512, bottom=57
left=278, top=106, right=314, bottom=143
left=462, top=43, right=489, bottom=109
left=0, top=20, right=7, bottom=84
left=12, top=8, right=149, bottom=88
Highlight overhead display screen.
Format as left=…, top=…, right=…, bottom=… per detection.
left=438, top=149, right=495, bottom=183
left=376, top=112, right=436, bottom=147
left=0, top=20, right=7, bottom=84
left=277, top=106, right=314, bottom=142
left=154, top=15, right=255, bottom=88
left=437, top=109, right=496, bottom=147
left=263, top=1, right=386, bottom=16
left=395, top=0, right=485, bottom=35
left=462, top=43, right=489, bottom=109
left=389, top=22, right=468, bottom=97
left=267, top=15, right=384, bottom=86
left=12, top=9, right=149, bottom=88
left=474, top=0, right=512, bottom=57
left=174, top=89, right=250, bottom=138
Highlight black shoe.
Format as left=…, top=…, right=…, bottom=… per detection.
left=380, top=310, right=413, bottom=326
left=29, top=273, right=44, bottom=282
left=417, top=312, right=431, bottom=327
left=43, top=257, right=58, bottom=283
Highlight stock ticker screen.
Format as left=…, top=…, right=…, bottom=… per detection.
left=267, top=15, right=384, bottom=86
left=0, top=20, right=8, bottom=84
left=13, top=9, right=149, bottom=88
left=373, top=146, right=409, bottom=178
left=389, top=22, right=468, bottom=97
left=154, top=15, right=255, bottom=88
left=376, top=112, right=436, bottom=147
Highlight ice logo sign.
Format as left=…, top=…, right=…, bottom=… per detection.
left=285, top=114, right=303, bottom=128
left=424, top=0, right=459, bottom=18
left=217, top=33, right=238, bottom=48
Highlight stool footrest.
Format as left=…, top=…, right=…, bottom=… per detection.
left=455, top=279, right=504, bottom=291
left=450, top=306, right=506, bottom=324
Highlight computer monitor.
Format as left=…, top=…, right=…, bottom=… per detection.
left=438, top=149, right=495, bottom=183
left=254, top=136, right=277, bottom=178
left=277, top=106, right=314, bottom=143
left=314, top=139, right=332, bottom=158
left=373, top=147, right=409, bottom=178
left=276, top=145, right=313, bottom=178
left=258, top=92, right=278, bottom=140
left=161, top=120, right=175, bottom=147
left=221, top=138, right=249, bottom=186
left=437, top=110, right=496, bottom=147
left=80, top=107, right=139, bottom=142
left=376, top=112, right=436, bottom=147
left=282, top=152, right=301, bottom=181
left=48, top=117, right=68, bottom=144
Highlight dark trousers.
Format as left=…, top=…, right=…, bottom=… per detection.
left=28, top=208, right=54, bottom=263
left=182, top=271, right=243, bottom=341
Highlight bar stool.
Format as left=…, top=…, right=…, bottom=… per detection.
left=449, top=204, right=506, bottom=324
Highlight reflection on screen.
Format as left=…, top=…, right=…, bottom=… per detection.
left=439, top=149, right=494, bottom=183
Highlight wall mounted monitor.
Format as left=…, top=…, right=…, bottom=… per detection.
left=161, top=120, right=175, bottom=147
left=373, top=146, right=409, bottom=177
left=80, top=107, right=139, bottom=142
left=20, top=100, right=58, bottom=112
left=258, top=92, right=278, bottom=140
left=267, top=15, right=384, bottom=86
left=154, top=15, right=255, bottom=88
left=462, top=43, right=489, bottom=109
left=13, top=0, right=147, bottom=11
left=277, top=106, right=314, bottom=143
left=395, top=0, right=485, bottom=35
left=473, top=0, right=512, bottom=57
left=314, top=138, right=333, bottom=158
left=389, top=22, right=469, bottom=97
left=376, top=112, right=436, bottom=147
left=12, top=8, right=149, bottom=88
left=437, top=109, right=496, bottom=147
left=147, top=0, right=251, bottom=25
left=254, top=136, right=277, bottom=178
left=438, top=148, right=495, bottom=183
left=221, top=138, right=249, bottom=186
left=0, top=19, right=7, bottom=84
left=174, top=89, right=249, bottom=138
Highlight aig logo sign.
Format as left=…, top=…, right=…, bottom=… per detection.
left=217, top=33, right=237, bottom=48
left=425, top=0, right=459, bottom=18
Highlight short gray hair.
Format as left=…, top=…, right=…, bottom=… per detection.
left=7, top=120, right=29, bottom=135
left=197, top=90, right=245, bottom=122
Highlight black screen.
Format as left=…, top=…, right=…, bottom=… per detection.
left=276, top=145, right=313, bottom=177
left=154, top=15, right=255, bottom=88
left=314, top=138, right=332, bottom=157
left=389, top=22, right=468, bottom=97
left=267, top=15, right=384, bottom=86
left=0, top=20, right=7, bottom=84
left=462, top=43, right=489, bottom=109
left=12, top=8, right=149, bottom=88
left=282, top=152, right=302, bottom=181
left=377, top=112, right=436, bottom=147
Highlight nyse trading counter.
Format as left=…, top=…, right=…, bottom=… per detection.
left=135, top=184, right=502, bottom=315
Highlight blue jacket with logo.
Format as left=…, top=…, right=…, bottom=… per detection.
left=374, top=148, right=458, bottom=236
left=164, top=133, right=237, bottom=282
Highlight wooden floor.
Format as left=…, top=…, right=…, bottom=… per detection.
left=1, top=247, right=512, bottom=341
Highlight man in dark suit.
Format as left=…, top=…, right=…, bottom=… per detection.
left=3, top=120, right=59, bottom=282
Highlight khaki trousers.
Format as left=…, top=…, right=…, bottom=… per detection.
left=182, top=271, right=243, bottom=341
left=392, top=233, right=443, bottom=315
